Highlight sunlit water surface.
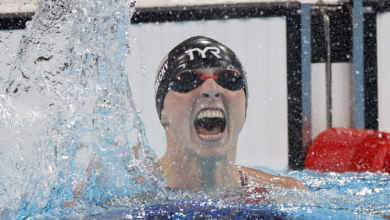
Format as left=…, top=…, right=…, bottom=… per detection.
left=0, top=0, right=389, bottom=219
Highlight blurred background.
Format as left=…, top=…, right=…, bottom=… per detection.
left=1, top=0, right=389, bottom=170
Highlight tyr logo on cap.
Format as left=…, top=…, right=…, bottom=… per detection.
left=185, top=47, right=222, bottom=60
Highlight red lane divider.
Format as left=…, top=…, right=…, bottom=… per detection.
left=305, top=128, right=390, bottom=173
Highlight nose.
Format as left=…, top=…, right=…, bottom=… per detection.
left=199, top=78, right=221, bottom=98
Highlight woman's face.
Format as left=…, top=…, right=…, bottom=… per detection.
left=161, top=67, right=246, bottom=159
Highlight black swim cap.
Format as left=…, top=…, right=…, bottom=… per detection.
left=154, top=36, right=248, bottom=119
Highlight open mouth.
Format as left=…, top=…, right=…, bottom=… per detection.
left=194, top=109, right=226, bottom=141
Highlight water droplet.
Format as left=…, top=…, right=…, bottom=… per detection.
left=46, top=44, right=54, bottom=51
left=25, top=21, right=32, bottom=29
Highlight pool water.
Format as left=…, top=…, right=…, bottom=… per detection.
left=93, top=169, right=390, bottom=219
left=51, top=169, right=390, bottom=219
left=12, top=168, right=387, bottom=219
left=0, top=0, right=389, bottom=219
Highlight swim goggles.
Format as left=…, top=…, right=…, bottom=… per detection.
left=169, top=69, right=245, bottom=93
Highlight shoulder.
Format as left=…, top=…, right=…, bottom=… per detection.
left=236, top=165, right=308, bottom=190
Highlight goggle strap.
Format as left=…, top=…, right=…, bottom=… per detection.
left=200, top=75, right=218, bottom=80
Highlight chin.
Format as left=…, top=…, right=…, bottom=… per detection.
left=191, top=138, right=233, bottom=160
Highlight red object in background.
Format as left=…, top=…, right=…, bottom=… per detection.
left=350, top=131, right=390, bottom=173
left=305, top=128, right=390, bottom=173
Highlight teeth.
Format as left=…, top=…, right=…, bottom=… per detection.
left=199, top=133, right=223, bottom=140
left=197, top=109, right=224, bottom=120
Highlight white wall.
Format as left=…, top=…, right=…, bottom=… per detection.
left=310, top=12, right=390, bottom=139
left=311, top=63, right=353, bottom=139
left=128, top=17, right=289, bottom=170
left=6, top=10, right=388, bottom=170
left=0, top=0, right=343, bottom=15
left=2, top=0, right=390, bottom=171
left=1, top=17, right=289, bottom=170
left=377, top=12, right=390, bottom=133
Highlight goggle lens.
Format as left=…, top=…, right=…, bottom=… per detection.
left=169, top=70, right=245, bottom=93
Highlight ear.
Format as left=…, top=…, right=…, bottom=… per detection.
left=160, top=107, right=170, bottom=128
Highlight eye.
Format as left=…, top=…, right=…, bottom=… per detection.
left=216, top=70, right=244, bottom=90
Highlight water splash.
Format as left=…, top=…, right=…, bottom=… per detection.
left=1, top=0, right=390, bottom=219
left=0, top=0, right=166, bottom=218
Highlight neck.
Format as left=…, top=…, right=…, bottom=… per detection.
left=160, top=130, right=240, bottom=191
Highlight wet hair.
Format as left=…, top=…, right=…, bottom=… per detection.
left=154, top=36, right=248, bottom=119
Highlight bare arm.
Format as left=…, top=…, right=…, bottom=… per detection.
left=237, top=165, right=308, bottom=190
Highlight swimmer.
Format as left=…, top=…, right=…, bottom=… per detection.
left=154, top=36, right=308, bottom=191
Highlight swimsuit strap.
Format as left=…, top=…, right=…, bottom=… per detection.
left=239, top=170, right=248, bottom=186
left=237, top=170, right=270, bottom=204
